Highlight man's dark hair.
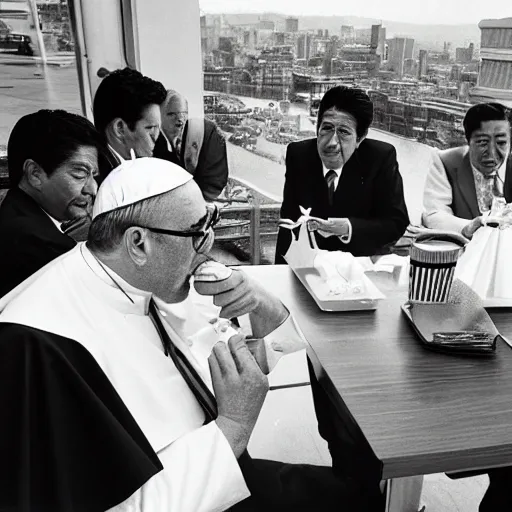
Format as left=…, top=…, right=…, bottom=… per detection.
left=317, top=86, right=374, bottom=139
left=93, top=67, right=167, bottom=134
left=7, top=109, right=107, bottom=187
left=463, top=102, right=511, bottom=142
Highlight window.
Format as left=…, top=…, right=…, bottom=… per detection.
left=0, top=0, right=80, bottom=202
left=197, top=1, right=501, bottom=257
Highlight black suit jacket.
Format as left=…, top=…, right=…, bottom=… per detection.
left=275, top=138, right=409, bottom=263
left=0, top=188, right=76, bottom=297
left=153, top=118, right=228, bottom=201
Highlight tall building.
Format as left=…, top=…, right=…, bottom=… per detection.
left=371, top=24, right=386, bottom=57
left=355, top=28, right=372, bottom=44
left=296, top=33, right=312, bottom=61
left=322, top=39, right=337, bottom=75
left=388, top=37, right=414, bottom=77
left=455, top=43, right=474, bottom=63
left=285, top=17, right=299, bottom=33
left=418, top=49, right=428, bottom=78
left=450, top=64, right=462, bottom=81
left=258, top=19, right=275, bottom=31
left=403, top=58, right=415, bottom=76
left=370, top=25, right=380, bottom=53
left=378, top=27, right=386, bottom=57
left=340, top=25, right=355, bottom=44
left=470, top=18, right=512, bottom=107
left=274, top=32, right=285, bottom=45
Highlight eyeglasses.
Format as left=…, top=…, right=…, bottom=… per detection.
left=142, top=204, right=220, bottom=254
left=168, top=112, right=188, bottom=119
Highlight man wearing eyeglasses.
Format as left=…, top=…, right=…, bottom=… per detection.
left=0, top=157, right=384, bottom=511
left=423, top=102, right=512, bottom=239
left=154, top=89, right=229, bottom=201
left=275, top=86, right=409, bottom=264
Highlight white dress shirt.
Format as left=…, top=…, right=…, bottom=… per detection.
left=321, top=163, right=352, bottom=244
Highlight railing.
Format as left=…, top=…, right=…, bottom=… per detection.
left=214, top=201, right=281, bottom=265
left=0, top=153, right=282, bottom=265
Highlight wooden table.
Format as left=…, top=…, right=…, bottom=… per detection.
left=242, top=265, right=512, bottom=480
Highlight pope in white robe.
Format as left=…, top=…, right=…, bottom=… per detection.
left=0, top=156, right=325, bottom=512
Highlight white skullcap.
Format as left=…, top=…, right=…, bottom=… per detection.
left=93, top=157, right=193, bottom=219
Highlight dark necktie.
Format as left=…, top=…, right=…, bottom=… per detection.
left=175, top=138, right=182, bottom=163
left=325, top=169, right=337, bottom=207
left=148, top=299, right=218, bottom=424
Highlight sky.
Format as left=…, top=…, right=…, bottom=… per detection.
left=199, top=0, right=510, bottom=25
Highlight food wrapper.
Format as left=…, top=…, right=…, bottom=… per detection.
left=190, top=260, right=305, bottom=374
left=279, top=207, right=384, bottom=311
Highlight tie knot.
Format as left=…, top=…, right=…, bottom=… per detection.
left=325, top=169, right=337, bottom=186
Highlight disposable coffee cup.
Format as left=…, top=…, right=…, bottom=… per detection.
left=409, top=234, right=465, bottom=303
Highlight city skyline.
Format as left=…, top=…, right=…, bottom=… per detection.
left=199, top=0, right=509, bottom=26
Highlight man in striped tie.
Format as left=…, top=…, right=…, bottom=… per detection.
left=423, top=102, right=512, bottom=239
left=276, top=86, right=410, bottom=263
left=0, top=157, right=384, bottom=512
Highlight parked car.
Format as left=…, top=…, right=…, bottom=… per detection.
left=0, top=32, right=34, bottom=56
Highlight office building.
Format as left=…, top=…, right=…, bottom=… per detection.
left=388, top=37, right=414, bottom=77
left=340, top=25, right=355, bottom=44
left=470, top=18, right=512, bottom=107
left=418, top=49, right=428, bottom=77
left=296, top=33, right=312, bottom=61
left=258, top=19, right=275, bottom=31
left=285, top=17, right=299, bottom=33
left=455, top=43, right=474, bottom=63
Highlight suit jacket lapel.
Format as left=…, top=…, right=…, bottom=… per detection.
left=454, top=151, right=480, bottom=218
left=8, top=188, right=69, bottom=241
left=333, top=148, right=364, bottom=215
left=307, top=141, right=329, bottom=207
left=504, top=155, right=512, bottom=203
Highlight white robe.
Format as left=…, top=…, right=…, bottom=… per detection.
left=0, top=244, right=305, bottom=512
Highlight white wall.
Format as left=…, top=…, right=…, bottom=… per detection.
left=71, top=0, right=204, bottom=120
left=134, top=0, right=204, bottom=118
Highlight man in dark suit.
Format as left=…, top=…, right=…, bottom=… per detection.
left=154, top=90, right=229, bottom=201
left=93, top=68, right=167, bottom=170
left=0, top=110, right=106, bottom=297
left=275, top=86, right=409, bottom=264
left=423, top=102, right=512, bottom=239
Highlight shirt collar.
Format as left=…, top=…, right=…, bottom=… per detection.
left=108, top=144, right=126, bottom=162
left=161, top=131, right=174, bottom=153
left=322, top=163, right=343, bottom=178
left=470, top=159, right=507, bottom=182
left=40, top=207, right=62, bottom=232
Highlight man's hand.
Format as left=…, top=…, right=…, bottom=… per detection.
left=461, top=216, right=483, bottom=239
left=62, top=215, right=92, bottom=242
left=194, top=269, right=289, bottom=337
left=308, top=217, right=350, bottom=238
left=210, top=334, right=269, bottom=458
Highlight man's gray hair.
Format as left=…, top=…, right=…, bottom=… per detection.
left=88, top=193, right=168, bottom=252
